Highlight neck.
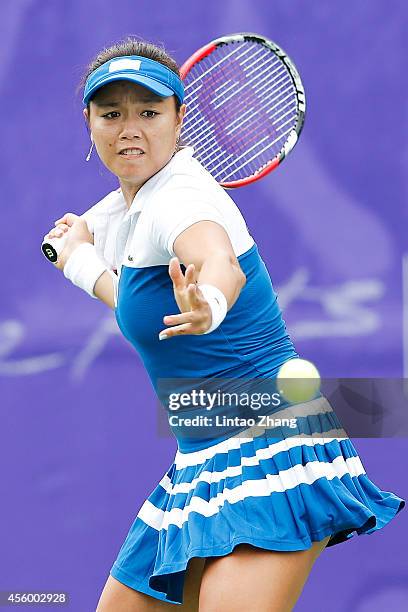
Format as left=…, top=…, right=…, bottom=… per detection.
left=119, top=179, right=143, bottom=209
left=119, top=149, right=181, bottom=208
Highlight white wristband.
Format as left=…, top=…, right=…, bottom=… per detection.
left=63, top=242, right=108, bottom=299
left=198, top=283, right=228, bottom=334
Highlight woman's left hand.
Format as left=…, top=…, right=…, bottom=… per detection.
left=159, top=257, right=212, bottom=340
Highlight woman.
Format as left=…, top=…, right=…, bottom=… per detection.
left=45, top=38, right=405, bottom=611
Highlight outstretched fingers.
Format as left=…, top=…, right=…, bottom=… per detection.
left=168, top=257, right=185, bottom=291
left=168, top=258, right=196, bottom=290
left=184, top=262, right=196, bottom=286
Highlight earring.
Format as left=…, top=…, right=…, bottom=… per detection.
left=85, top=135, right=94, bottom=162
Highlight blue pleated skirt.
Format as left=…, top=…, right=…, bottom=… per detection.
left=109, top=396, right=405, bottom=606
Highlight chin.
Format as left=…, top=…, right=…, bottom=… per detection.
left=114, top=160, right=148, bottom=177
left=119, top=169, right=151, bottom=184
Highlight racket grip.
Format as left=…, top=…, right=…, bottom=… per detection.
left=41, top=233, right=68, bottom=263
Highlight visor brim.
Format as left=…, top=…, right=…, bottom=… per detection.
left=83, top=73, right=175, bottom=105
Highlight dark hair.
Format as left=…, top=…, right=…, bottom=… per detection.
left=79, top=36, right=183, bottom=113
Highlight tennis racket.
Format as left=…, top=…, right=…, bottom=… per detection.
left=180, top=32, right=305, bottom=187
left=42, top=32, right=305, bottom=262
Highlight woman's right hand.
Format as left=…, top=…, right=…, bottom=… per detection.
left=44, top=212, right=94, bottom=271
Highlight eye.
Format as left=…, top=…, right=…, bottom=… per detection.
left=102, top=111, right=120, bottom=119
left=141, top=110, right=159, bottom=118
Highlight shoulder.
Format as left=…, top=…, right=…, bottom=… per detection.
left=168, top=147, right=226, bottom=194
left=144, top=148, right=254, bottom=258
left=146, top=147, right=236, bottom=213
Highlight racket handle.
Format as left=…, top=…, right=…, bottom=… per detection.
left=41, top=233, right=68, bottom=263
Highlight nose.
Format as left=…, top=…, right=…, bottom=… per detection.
left=119, top=116, right=143, bottom=140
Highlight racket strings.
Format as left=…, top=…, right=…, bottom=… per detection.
left=196, top=111, right=291, bottom=173
left=193, top=85, right=297, bottom=166
left=181, top=44, right=262, bottom=131
left=183, top=60, right=288, bottom=140
left=181, top=40, right=300, bottom=183
left=183, top=45, right=273, bottom=115
left=187, top=87, right=296, bottom=166
left=184, top=55, right=295, bottom=177
left=182, top=45, right=277, bottom=132
left=193, top=87, right=296, bottom=160
left=184, top=44, right=265, bottom=102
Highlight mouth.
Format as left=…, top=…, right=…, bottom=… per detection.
left=118, top=147, right=145, bottom=157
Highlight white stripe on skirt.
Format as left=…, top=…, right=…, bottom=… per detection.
left=140, top=452, right=365, bottom=531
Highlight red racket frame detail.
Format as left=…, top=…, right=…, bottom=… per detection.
left=180, top=43, right=216, bottom=79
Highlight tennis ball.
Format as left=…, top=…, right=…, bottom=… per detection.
left=277, top=358, right=321, bottom=404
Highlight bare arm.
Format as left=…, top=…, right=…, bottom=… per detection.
left=93, top=270, right=116, bottom=310
left=158, top=220, right=246, bottom=339
left=173, top=220, right=246, bottom=310
left=94, top=270, right=115, bottom=309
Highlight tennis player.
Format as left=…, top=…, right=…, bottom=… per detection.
left=45, top=38, right=405, bottom=611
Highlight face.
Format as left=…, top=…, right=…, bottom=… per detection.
left=84, top=80, right=186, bottom=191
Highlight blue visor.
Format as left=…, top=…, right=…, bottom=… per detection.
left=83, top=55, right=184, bottom=105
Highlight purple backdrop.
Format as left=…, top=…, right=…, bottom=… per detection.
left=1, top=0, right=407, bottom=610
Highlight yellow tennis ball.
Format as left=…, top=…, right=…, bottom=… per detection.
left=277, top=358, right=321, bottom=404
